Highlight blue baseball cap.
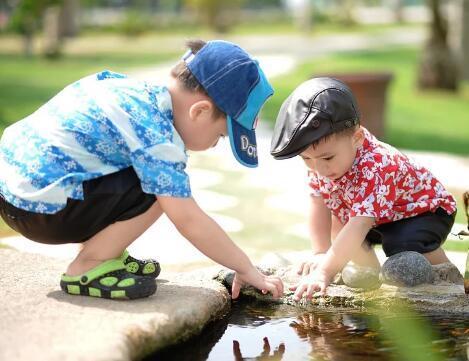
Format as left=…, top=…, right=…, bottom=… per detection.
left=182, top=40, right=274, bottom=168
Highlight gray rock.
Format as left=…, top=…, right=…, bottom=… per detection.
left=380, top=251, right=433, bottom=287
left=341, top=264, right=382, bottom=290
left=431, top=262, right=464, bottom=284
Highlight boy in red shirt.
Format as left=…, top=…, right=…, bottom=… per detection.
left=270, top=77, right=457, bottom=300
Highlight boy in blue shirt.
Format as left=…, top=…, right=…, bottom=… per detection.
left=0, top=40, right=284, bottom=300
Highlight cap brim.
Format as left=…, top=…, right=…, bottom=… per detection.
left=271, top=142, right=310, bottom=160
left=227, top=116, right=258, bottom=168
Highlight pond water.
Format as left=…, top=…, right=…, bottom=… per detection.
left=148, top=300, right=469, bottom=361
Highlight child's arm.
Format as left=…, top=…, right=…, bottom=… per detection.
left=291, top=216, right=374, bottom=300
left=297, top=196, right=332, bottom=275
left=157, top=196, right=284, bottom=299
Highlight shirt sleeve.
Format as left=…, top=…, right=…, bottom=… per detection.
left=130, top=147, right=191, bottom=197
left=350, top=163, right=397, bottom=220
left=308, top=170, right=322, bottom=197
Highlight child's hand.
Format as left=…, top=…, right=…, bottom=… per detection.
left=296, top=253, right=327, bottom=275
left=231, top=267, right=284, bottom=300
left=289, top=269, right=332, bottom=301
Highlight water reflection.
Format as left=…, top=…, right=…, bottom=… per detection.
left=148, top=301, right=469, bottom=361
left=233, top=337, right=285, bottom=360
left=291, top=312, right=387, bottom=361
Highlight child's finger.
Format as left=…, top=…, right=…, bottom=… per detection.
left=262, top=337, right=271, bottom=353
left=268, top=276, right=284, bottom=296
left=318, top=282, right=328, bottom=296
left=231, top=279, right=241, bottom=299
left=289, top=283, right=299, bottom=291
left=305, top=284, right=314, bottom=300
left=294, top=284, right=307, bottom=301
left=301, top=263, right=311, bottom=276
left=263, top=283, right=278, bottom=299
left=296, top=262, right=305, bottom=275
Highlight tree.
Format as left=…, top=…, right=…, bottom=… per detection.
left=185, top=0, right=245, bottom=33
left=59, top=0, right=80, bottom=38
left=417, top=0, right=459, bottom=91
left=457, top=0, right=469, bottom=80
left=9, top=0, right=62, bottom=57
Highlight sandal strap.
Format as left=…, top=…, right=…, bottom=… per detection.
left=121, top=249, right=130, bottom=260
left=61, top=259, right=127, bottom=285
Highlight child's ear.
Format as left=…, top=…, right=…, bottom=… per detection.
left=352, top=126, right=365, bottom=147
left=189, top=100, right=212, bottom=122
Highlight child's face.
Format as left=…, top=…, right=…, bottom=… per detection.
left=300, top=128, right=364, bottom=180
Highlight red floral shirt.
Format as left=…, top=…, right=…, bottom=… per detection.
left=309, top=128, right=456, bottom=225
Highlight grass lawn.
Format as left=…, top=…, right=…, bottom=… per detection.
left=262, top=47, right=469, bottom=156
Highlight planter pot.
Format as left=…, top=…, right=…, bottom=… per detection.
left=316, top=72, right=393, bottom=139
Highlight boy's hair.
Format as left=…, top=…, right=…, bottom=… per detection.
left=310, top=123, right=360, bottom=149
left=171, top=40, right=224, bottom=119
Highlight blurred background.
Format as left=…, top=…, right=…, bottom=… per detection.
left=0, top=0, right=468, bottom=263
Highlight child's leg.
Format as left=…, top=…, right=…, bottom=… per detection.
left=66, top=200, right=163, bottom=276
left=376, top=208, right=455, bottom=265
left=422, top=247, right=450, bottom=265
left=331, top=215, right=381, bottom=269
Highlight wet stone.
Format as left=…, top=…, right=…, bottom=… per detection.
left=341, top=264, right=382, bottom=290
left=380, top=251, right=433, bottom=287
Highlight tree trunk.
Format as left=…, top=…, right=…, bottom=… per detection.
left=389, top=0, right=404, bottom=23
left=418, top=0, right=459, bottom=91
left=459, top=0, right=469, bottom=80
left=43, top=6, right=62, bottom=58
left=21, top=14, right=35, bottom=57
left=59, top=0, right=80, bottom=38
left=292, top=0, right=312, bottom=33
left=23, top=32, right=34, bottom=57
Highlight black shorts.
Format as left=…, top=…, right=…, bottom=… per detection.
left=365, top=207, right=456, bottom=256
left=0, top=167, right=156, bottom=245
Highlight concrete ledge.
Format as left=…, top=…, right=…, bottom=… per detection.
left=0, top=249, right=230, bottom=361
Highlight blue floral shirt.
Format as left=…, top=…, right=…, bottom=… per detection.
left=0, top=70, right=191, bottom=214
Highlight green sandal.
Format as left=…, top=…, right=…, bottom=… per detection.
left=121, top=250, right=161, bottom=278
left=60, top=259, right=157, bottom=300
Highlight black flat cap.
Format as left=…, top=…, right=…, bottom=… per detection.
left=270, top=77, right=360, bottom=159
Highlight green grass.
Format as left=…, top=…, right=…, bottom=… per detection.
left=443, top=240, right=469, bottom=253
left=262, top=47, right=469, bottom=156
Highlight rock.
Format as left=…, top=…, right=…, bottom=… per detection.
left=432, top=262, right=464, bottom=285
left=341, top=264, right=382, bottom=290
left=215, top=263, right=469, bottom=315
left=380, top=251, right=433, bottom=287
